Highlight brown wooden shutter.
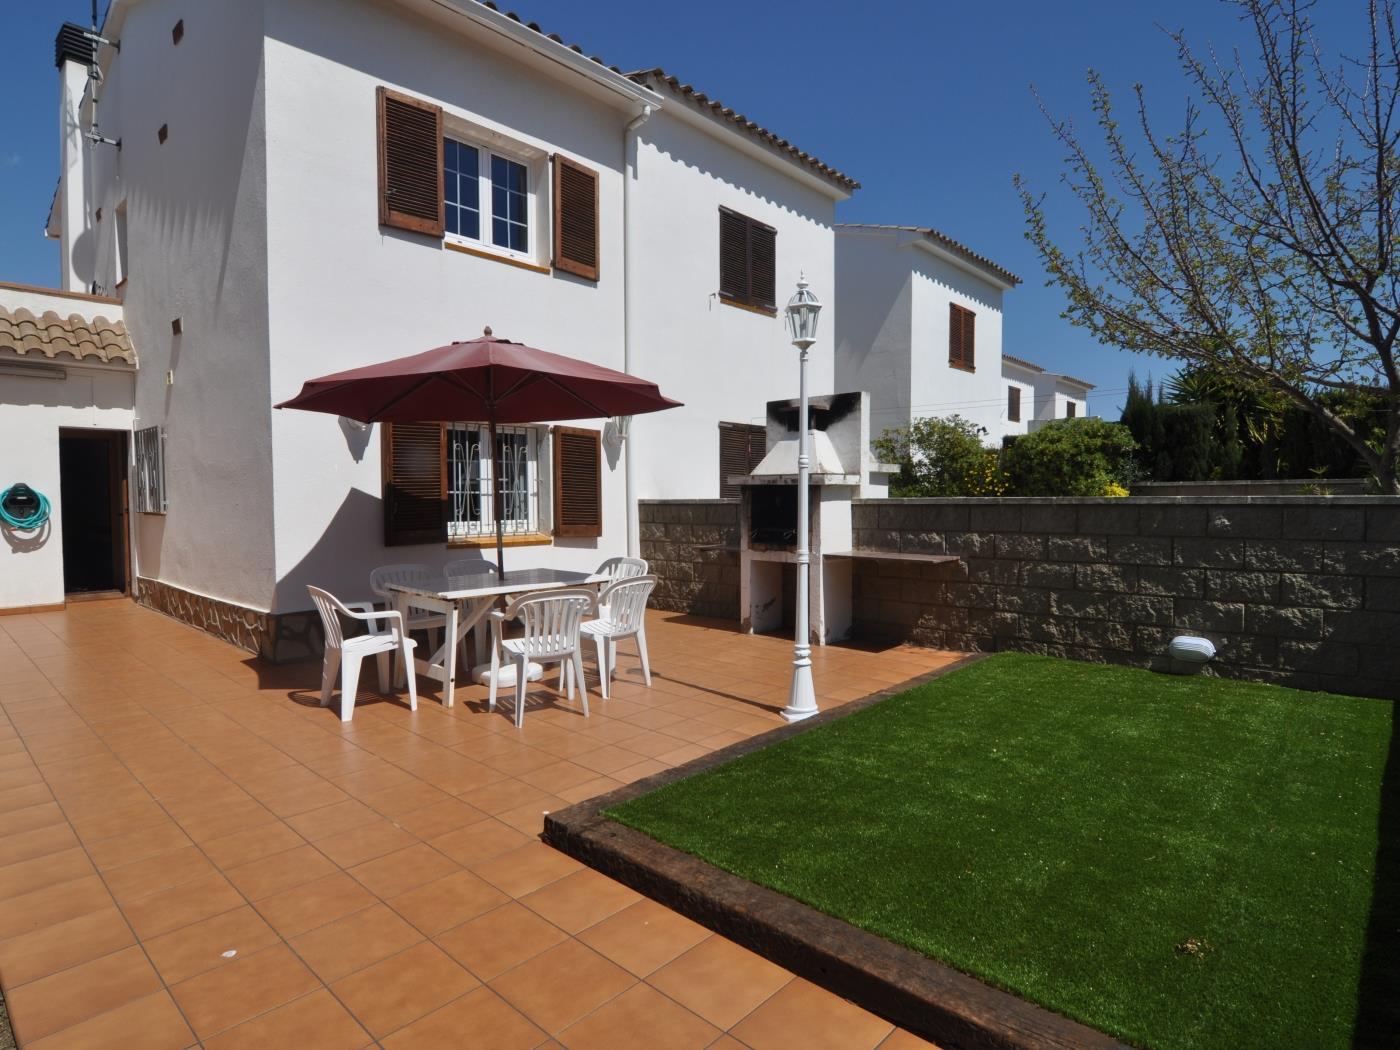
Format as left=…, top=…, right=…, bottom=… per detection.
left=963, top=306, right=976, bottom=370
left=553, top=155, right=600, bottom=280
left=749, top=222, right=776, bottom=310
left=1067, top=400, right=1077, bottom=418
left=1008, top=385, right=1021, bottom=422
left=381, top=422, right=447, bottom=546
left=553, top=426, right=602, bottom=538
left=718, top=209, right=749, bottom=302
left=949, top=304, right=976, bottom=370
left=719, top=422, right=765, bottom=499
left=377, top=86, right=444, bottom=236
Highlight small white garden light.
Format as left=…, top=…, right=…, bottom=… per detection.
left=1168, top=635, right=1217, bottom=674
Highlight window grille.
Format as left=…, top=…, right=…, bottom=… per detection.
left=134, top=425, right=166, bottom=514
left=447, top=424, right=539, bottom=538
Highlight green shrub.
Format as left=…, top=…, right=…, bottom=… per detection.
left=1002, top=418, right=1137, bottom=496
left=874, top=415, right=1006, bottom=497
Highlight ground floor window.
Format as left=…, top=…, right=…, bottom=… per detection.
left=447, top=424, right=540, bottom=538
left=133, top=425, right=166, bottom=514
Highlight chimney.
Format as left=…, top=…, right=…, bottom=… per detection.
left=55, top=23, right=96, bottom=293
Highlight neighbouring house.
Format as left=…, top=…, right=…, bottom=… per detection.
left=1000, top=353, right=1095, bottom=438
left=833, top=224, right=1020, bottom=442
left=0, top=0, right=857, bottom=655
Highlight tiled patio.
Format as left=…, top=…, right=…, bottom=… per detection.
left=0, top=598, right=958, bottom=1049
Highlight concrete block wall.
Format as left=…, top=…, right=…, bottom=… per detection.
left=850, top=497, right=1400, bottom=699
left=639, top=500, right=741, bottom=620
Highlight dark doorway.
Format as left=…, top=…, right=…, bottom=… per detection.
left=59, top=430, right=128, bottom=596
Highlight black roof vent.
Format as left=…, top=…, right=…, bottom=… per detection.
left=55, top=22, right=96, bottom=69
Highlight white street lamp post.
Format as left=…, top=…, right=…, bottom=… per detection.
left=782, top=274, right=821, bottom=722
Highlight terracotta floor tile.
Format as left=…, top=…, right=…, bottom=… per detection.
left=143, top=905, right=280, bottom=985
left=331, top=940, right=479, bottom=1039
left=104, top=843, right=216, bottom=904
left=879, top=1028, right=944, bottom=1049
left=0, top=800, right=65, bottom=838
left=254, top=871, right=378, bottom=938
left=434, top=901, right=568, bottom=981
left=224, top=843, right=337, bottom=900
left=315, top=818, right=418, bottom=868
left=289, top=902, right=423, bottom=983
left=390, top=869, right=509, bottom=935
left=470, top=841, right=583, bottom=897
left=348, top=842, right=460, bottom=898
left=392, top=797, right=487, bottom=841
left=430, top=817, right=531, bottom=867
left=6, top=944, right=163, bottom=1044
left=0, top=782, right=56, bottom=815
left=0, top=847, right=93, bottom=901
left=170, top=943, right=320, bottom=1039
left=201, top=820, right=306, bottom=870
left=494, top=793, right=570, bottom=835
left=558, top=982, right=719, bottom=1050
left=0, top=821, right=79, bottom=869
left=576, top=899, right=711, bottom=977
left=202, top=988, right=372, bottom=1050
left=83, top=820, right=192, bottom=872
left=285, top=798, right=381, bottom=842
left=0, top=874, right=112, bottom=942
left=518, top=868, right=640, bottom=935
left=646, top=936, right=793, bottom=1030
left=365, top=779, right=454, bottom=818
left=516, top=759, right=602, bottom=795
left=120, top=869, right=244, bottom=939
left=491, top=941, right=635, bottom=1036
left=381, top=986, right=546, bottom=1050
left=22, top=991, right=194, bottom=1050
left=556, top=775, right=625, bottom=804
left=0, top=906, right=134, bottom=987
left=729, top=977, right=895, bottom=1050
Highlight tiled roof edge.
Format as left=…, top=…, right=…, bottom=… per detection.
left=836, top=223, right=1020, bottom=286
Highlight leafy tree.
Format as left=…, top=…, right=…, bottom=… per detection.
left=874, top=415, right=1005, bottom=497
left=1018, top=0, right=1400, bottom=491
left=1002, top=418, right=1138, bottom=496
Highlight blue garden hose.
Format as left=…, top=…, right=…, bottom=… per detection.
left=0, top=486, right=51, bottom=531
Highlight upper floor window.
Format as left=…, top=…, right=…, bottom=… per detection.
left=1066, top=401, right=1077, bottom=418
left=949, top=303, right=976, bottom=371
left=1007, top=386, right=1021, bottom=423
left=444, top=137, right=532, bottom=257
left=718, top=208, right=776, bottom=313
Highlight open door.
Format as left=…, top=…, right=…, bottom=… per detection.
left=58, top=430, right=129, bottom=597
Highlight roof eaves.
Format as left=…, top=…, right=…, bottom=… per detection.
left=836, top=223, right=1020, bottom=287
left=627, top=67, right=860, bottom=193
left=1001, top=353, right=1045, bottom=373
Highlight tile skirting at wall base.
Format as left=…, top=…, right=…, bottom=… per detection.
left=135, top=578, right=322, bottom=663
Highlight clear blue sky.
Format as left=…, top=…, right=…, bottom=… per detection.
left=0, top=1, right=1363, bottom=415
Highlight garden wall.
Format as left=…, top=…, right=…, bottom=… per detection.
left=639, top=500, right=741, bottom=620
left=851, top=497, right=1400, bottom=699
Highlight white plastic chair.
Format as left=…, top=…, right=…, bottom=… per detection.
left=488, top=587, right=596, bottom=728
left=581, top=574, right=656, bottom=700
left=370, top=564, right=447, bottom=643
left=308, top=586, right=418, bottom=722
left=595, top=556, right=648, bottom=585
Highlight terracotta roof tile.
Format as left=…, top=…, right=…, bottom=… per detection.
left=0, top=305, right=137, bottom=366
left=1002, top=353, right=1045, bottom=373
left=627, top=68, right=859, bottom=192
left=1002, top=352, right=1095, bottom=390
left=836, top=223, right=1020, bottom=286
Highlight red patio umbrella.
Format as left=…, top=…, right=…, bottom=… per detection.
left=276, top=328, right=682, bottom=575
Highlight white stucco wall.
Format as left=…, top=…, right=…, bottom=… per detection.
left=84, top=0, right=276, bottom=611
left=1001, top=368, right=1037, bottom=438
left=835, top=229, right=1007, bottom=445
left=834, top=231, right=913, bottom=443
left=0, top=365, right=134, bottom=609
left=629, top=107, right=841, bottom=499
left=262, top=0, right=637, bottom=609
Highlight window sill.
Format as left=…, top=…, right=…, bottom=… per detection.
left=718, top=295, right=777, bottom=318
left=948, top=361, right=976, bottom=373
left=444, top=239, right=550, bottom=275
left=448, top=532, right=552, bottom=549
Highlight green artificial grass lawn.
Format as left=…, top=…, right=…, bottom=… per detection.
left=605, top=653, right=1398, bottom=1050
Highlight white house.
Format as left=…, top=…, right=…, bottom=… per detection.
left=833, top=224, right=1019, bottom=442
left=0, top=0, right=857, bottom=656
left=1000, top=354, right=1095, bottom=438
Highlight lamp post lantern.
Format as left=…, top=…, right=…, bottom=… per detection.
left=782, top=274, right=821, bottom=722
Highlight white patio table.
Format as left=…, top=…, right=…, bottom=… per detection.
left=385, top=567, right=603, bottom=708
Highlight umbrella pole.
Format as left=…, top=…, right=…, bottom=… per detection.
left=489, top=412, right=505, bottom=580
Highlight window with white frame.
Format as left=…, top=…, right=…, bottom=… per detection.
left=443, top=136, right=533, bottom=257
left=447, top=424, right=541, bottom=538
left=133, top=425, right=166, bottom=514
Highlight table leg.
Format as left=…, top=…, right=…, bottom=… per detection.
left=443, top=602, right=460, bottom=708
